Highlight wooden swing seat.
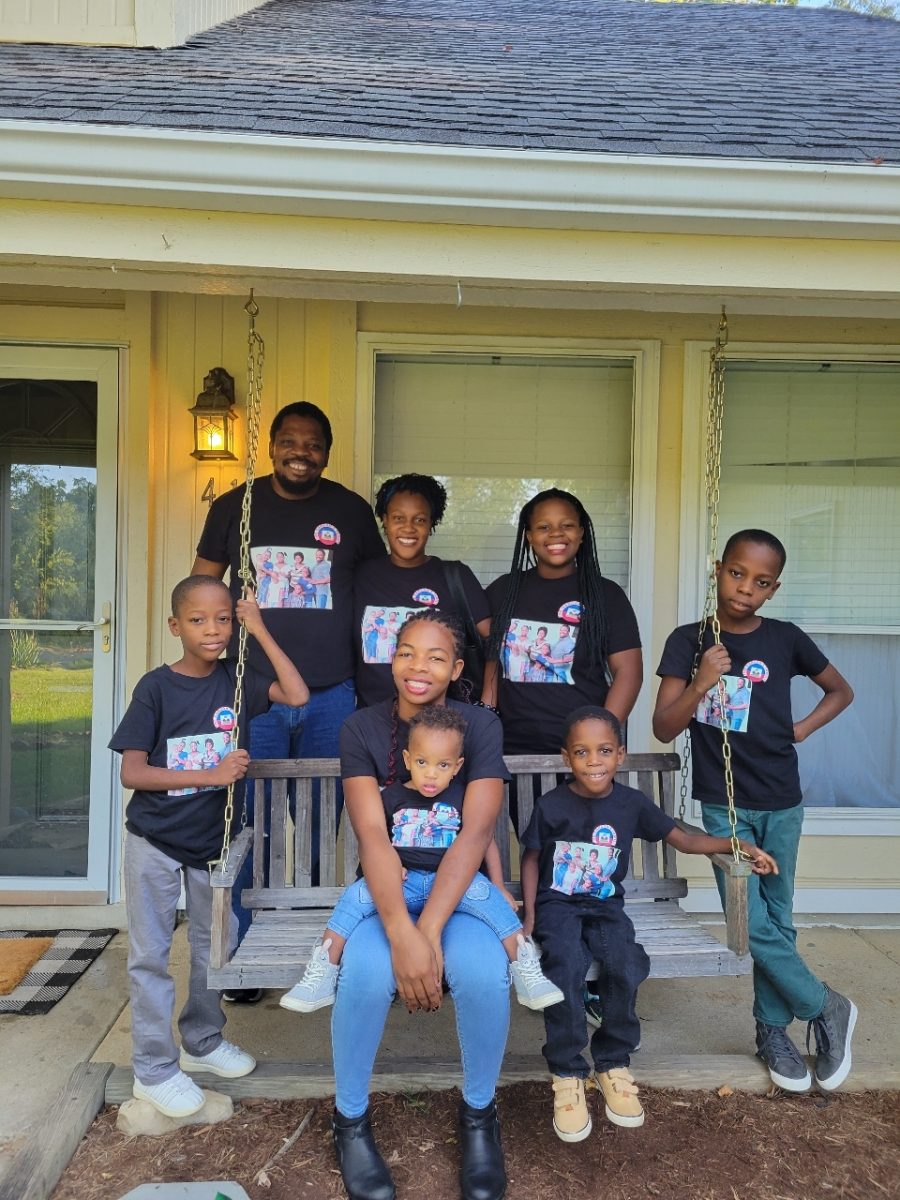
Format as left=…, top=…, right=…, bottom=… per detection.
left=208, top=752, right=751, bottom=990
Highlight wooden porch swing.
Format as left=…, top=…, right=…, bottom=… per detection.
left=207, top=304, right=753, bottom=993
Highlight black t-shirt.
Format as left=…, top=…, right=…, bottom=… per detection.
left=485, top=570, right=641, bottom=754
left=381, top=778, right=467, bottom=872
left=108, top=660, right=272, bottom=869
left=656, top=618, right=829, bottom=811
left=196, top=475, right=384, bottom=688
left=340, top=698, right=510, bottom=787
left=521, top=781, right=675, bottom=904
left=353, top=556, right=490, bottom=707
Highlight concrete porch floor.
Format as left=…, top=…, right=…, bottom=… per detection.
left=1, top=910, right=898, bottom=1193
left=95, top=917, right=900, bottom=1096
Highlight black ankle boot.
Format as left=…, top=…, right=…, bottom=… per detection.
left=459, top=1099, right=507, bottom=1200
left=332, top=1108, right=396, bottom=1200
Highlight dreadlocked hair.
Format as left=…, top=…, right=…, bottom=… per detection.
left=375, top=474, right=447, bottom=531
left=384, top=608, right=470, bottom=785
left=486, top=488, right=610, bottom=681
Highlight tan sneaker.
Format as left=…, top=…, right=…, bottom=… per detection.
left=594, top=1067, right=644, bottom=1128
left=551, top=1075, right=592, bottom=1142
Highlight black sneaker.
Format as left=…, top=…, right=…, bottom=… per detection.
left=808, top=986, right=857, bottom=1092
left=222, top=988, right=264, bottom=1004
left=755, top=1021, right=812, bottom=1092
left=584, top=991, right=604, bottom=1030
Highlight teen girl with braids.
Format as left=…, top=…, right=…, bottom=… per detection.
left=325, top=609, right=526, bottom=1200
left=484, top=489, right=643, bottom=755
left=353, top=473, right=491, bottom=707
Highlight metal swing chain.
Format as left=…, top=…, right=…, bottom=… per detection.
left=215, top=291, right=265, bottom=871
left=677, top=310, right=744, bottom=864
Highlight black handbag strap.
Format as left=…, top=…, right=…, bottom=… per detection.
left=442, top=559, right=483, bottom=662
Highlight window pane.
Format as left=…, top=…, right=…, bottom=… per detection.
left=717, top=360, right=900, bottom=809
left=719, top=361, right=900, bottom=628
left=374, top=355, right=634, bottom=588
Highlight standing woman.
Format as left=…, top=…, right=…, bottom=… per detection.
left=484, top=488, right=643, bottom=755
left=354, top=473, right=491, bottom=707
left=333, top=609, right=510, bottom=1200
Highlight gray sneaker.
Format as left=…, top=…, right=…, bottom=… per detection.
left=755, top=1021, right=812, bottom=1092
left=807, top=986, right=857, bottom=1092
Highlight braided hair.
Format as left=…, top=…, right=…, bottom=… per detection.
left=375, top=473, right=447, bottom=531
left=384, top=608, right=469, bottom=785
left=486, top=488, right=610, bottom=682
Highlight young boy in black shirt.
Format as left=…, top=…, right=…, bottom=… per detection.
left=654, top=529, right=856, bottom=1094
left=521, top=706, right=776, bottom=1142
left=110, top=576, right=307, bottom=1118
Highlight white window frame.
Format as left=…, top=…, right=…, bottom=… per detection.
left=356, top=332, right=661, bottom=749
left=681, top=340, right=900, bottom=836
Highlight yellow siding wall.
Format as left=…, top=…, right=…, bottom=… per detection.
left=2, top=284, right=897, bottom=902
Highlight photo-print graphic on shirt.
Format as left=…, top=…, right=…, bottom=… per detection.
left=502, top=617, right=578, bottom=684
left=391, top=802, right=461, bottom=849
left=551, top=825, right=620, bottom=899
left=167, top=730, right=233, bottom=796
left=695, top=673, right=753, bottom=734
left=251, top=544, right=332, bottom=611
left=360, top=604, right=429, bottom=665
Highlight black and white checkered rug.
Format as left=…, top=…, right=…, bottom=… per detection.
left=0, top=928, right=118, bottom=1015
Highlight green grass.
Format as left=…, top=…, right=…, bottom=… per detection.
left=8, top=664, right=93, bottom=819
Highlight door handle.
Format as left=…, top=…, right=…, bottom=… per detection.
left=78, top=602, right=112, bottom=652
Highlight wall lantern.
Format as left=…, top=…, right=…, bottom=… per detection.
left=190, top=367, right=238, bottom=461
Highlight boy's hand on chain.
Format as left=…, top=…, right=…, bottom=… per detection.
left=235, top=586, right=264, bottom=637
left=210, top=749, right=250, bottom=785
left=694, top=643, right=731, bottom=694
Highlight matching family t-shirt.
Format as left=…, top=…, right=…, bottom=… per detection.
left=521, top=781, right=675, bottom=905
left=109, top=660, right=272, bottom=869
left=656, top=617, right=829, bottom=812
left=353, top=556, right=489, bottom=707
left=485, top=570, right=641, bottom=754
left=196, top=475, right=384, bottom=689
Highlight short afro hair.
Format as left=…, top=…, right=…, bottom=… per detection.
left=721, top=529, right=787, bottom=576
left=171, top=575, right=231, bottom=617
left=375, top=474, right=447, bottom=531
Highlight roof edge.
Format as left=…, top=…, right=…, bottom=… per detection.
left=1, top=119, right=899, bottom=237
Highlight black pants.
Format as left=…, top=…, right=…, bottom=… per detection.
left=535, top=896, right=649, bottom=1077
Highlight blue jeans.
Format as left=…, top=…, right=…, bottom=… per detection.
left=232, top=680, right=356, bottom=940
left=703, top=803, right=827, bottom=1027
left=332, top=907, right=511, bottom=1118
left=328, top=870, right=522, bottom=943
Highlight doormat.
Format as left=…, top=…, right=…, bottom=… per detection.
left=0, top=936, right=54, bottom=993
left=0, top=928, right=118, bottom=1015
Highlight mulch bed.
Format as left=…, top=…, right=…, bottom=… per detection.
left=52, top=1083, right=900, bottom=1200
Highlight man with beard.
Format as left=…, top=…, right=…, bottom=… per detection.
left=193, top=402, right=384, bottom=997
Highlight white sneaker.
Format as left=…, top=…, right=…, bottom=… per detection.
left=133, top=1070, right=205, bottom=1118
left=280, top=940, right=340, bottom=1013
left=510, top=935, right=565, bottom=1011
left=179, top=1039, right=256, bottom=1078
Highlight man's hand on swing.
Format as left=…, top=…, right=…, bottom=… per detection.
left=236, top=587, right=264, bottom=637
left=210, top=749, right=250, bottom=785
left=739, top=841, right=778, bottom=876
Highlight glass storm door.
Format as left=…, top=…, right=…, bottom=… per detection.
left=0, top=347, right=118, bottom=899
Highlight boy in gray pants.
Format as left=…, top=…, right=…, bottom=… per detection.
left=110, top=575, right=307, bottom=1117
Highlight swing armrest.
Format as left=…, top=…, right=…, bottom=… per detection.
left=674, top=818, right=751, bottom=957
left=209, top=826, right=254, bottom=888
left=673, top=818, right=753, bottom=877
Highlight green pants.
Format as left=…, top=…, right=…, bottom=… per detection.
left=702, top=803, right=827, bottom=1028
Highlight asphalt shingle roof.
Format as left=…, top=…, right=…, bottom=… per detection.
left=1, top=0, right=899, bottom=164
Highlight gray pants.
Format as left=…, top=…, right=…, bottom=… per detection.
left=124, top=831, right=237, bottom=1085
